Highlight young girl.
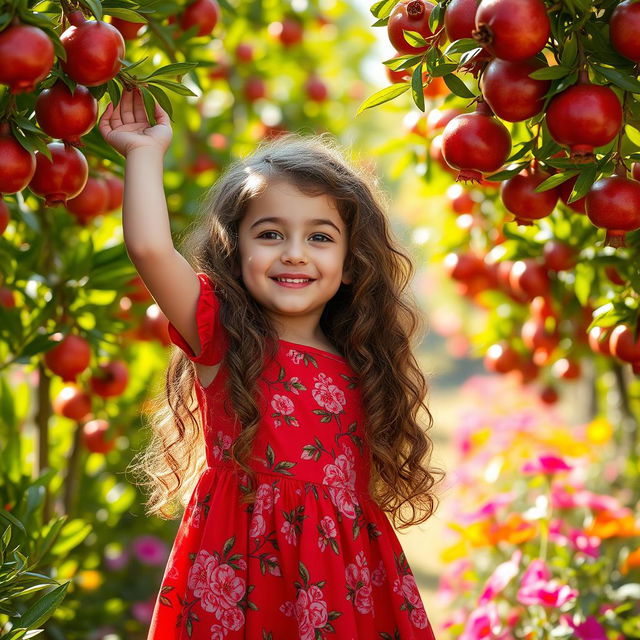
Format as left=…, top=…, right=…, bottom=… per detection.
left=99, top=88, right=443, bottom=640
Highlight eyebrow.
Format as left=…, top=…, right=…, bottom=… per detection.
left=249, top=216, right=342, bottom=235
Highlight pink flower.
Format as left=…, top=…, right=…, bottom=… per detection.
left=287, top=349, right=305, bottom=364
left=249, top=513, right=266, bottom=538
left=522, top=454, right=572, bottom=475
left=281, top=520, right=298, bottom=545
left=283, top=585, right=328, bottom=640
left=479, top=549, right=521, bottom=603
left=517, top=580, right=578, bottom=608
left=205, top=564, right=246, bottom=615
left=188, top=549, right=219, bottom=598
left=130, top=535, right=168, bottom=566
left=254, top=483, right=279, bottom=514
left=131, top=599, right=155, bottom=624
left=219, top=605, right=244, bottom=631
left=345, top=552, right=373, bottom=614
left=312, top=373, right=346, bottom=414
left=323, top=448, right=358, bottom=519
left=521, top=559, right=551, bottom=585
left=103, top=545, right=129, bottom=571
left=371, top=559, right=386, bottom=587
left=209, top=624, right=226, bottom=640
left=569, top=616, right=607, bottom=640
left=460, top=492, right=517, bottom=524
left=318, top=515, right=337, bottom=552
left=460, top=602, right=500, bottom=640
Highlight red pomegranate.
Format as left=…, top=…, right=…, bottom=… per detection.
left=557, top=175, right=586, bottom=213
left=609, top=323, right=640, bottom=363
left=588, top=324, right=612, bottom=356
left=633, top=162, right=640, bottom=181
left=426, top=107, right=464, bottom=135
left=139, top=304, right=171, bottom=345
left=35, top=81, right=98, bottom=144
left=109, top=17, right=145, bottom=40
left=509, top=258, right=549, bottom=299
left=44, top=332, right=92, bottom=382
left=539, top=384, right=559, bottom=405
left=126, top=275, right=152, bottom=302
left=530, top=295, right=556, bottom=321
left=444, top=0, right=479, bottom=41
left=66, top=176, right=110, bottom=224
left=605, top=265, right=625, bottom=286
left=521, top=316, right=560, bottom=353
left=53, top=385, right=93, bottom=421
left=545, top=83, right=623, bottom=157
left=89, top=360, right=129, bottom=397
left=446, top=183, right=476, bottom=214
left=235, top=42, right=253, bottom=62
left=244, top=76, right=266, bottom=102
left=387, top=0, right=442, bottom=54
left=480, top=58, right=551, bottom=122
left=0, top=286, right=15, bottom=307
left=305, top=75, right=328, bottom=102
left=500, top=164, right=558, bottom=225
left=179, top=0, right=220, bottom=36
left=441, top=100, right=511, bottom=182
left=473, top=0, right=549, bottom=60
left=0, top=124, right=36, bottom=194
left=103, top=174, right=124, bottom=211
left=429, top=135, right=456, bottom=173
left=551, top=357, right=581, bottom=380
left=0, top=24, right=55, bottom=93
left=60, top=11, right=125, bottom=86
left=29, top=142, right=89, bottom=207
left=0, top=199, right=9, bottom=234
left=268, top=17, right=304, bottom=46
left=82, top=419, right=116, bottom=454
left=484, top=341, right=522, bottom=374
left=443, top=251, right=486, bottom=281
left=208, top=56, right=230, bottom=80
left=542, top=240, right=576, bottom=271
left=585, top=175, right=640, bottom=247
left=610, top=0, right=640, bottom=62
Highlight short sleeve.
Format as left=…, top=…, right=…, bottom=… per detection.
left=167, top=272, right=228, bottom=366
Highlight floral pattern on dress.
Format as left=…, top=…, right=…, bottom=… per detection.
left=393, top=550, right=430, bottom=630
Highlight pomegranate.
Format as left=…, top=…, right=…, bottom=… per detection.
left=513, top=357, right=540, bottom=384
left=585, top=175, right=640, bottom=247
left=126, top=275, right=152, bottom=302
left=386, top=55, right=411, bottom=84
left=179, top=0, right=220, bottom=36
left=443, top=252, right=486, bottom=281
left=83, top=419, right=116, bottom=454
left=521, top=317, right=560, bottom=356
left=542, top=240, right=576, bottom=271
left=473, top=0, right=550, bottom=61
left=89, top=360, right=129, bottom=398
left=66, top=176, right=110, bottom=224
left=588, top=324, right=613, bottom=356
left=305, top=75, right=328, bottom=102
left=430, top=134, right=457, bottom=173
left=426, top=107, right=464, bottom=135
left=53, top=385, right=93, bottom=421
left=480, top=58, right=551, bottom=122
left=0, top=124, right=36, bottom=194
left=530, top=295, right=555, bottom=321
left=551, top=357, right=581, bottom=380
left=605, top=265, right=625, bottom=286
left=60, top=11, right=125, bottom=86
left=44, top=333, right=91, bottom=382
left=610, top=0, right=640, bottom=63
left=109, top=17, right=145, bottom=40
left=387, top=0, right=442, bottom=54
left=633, top=162, right=640, bottom=181
left=441, top=100, right=511, bottom=182
left=509, top=258, right=549, bottom=299
left=609, top=323, right=640, bottom=363
left=208, top=56, right=230, bottom=80
left=268, top=17, right=304, bottom=46
left=235, top=42, right=253, bottom=62
left=0, top=199, right=9, bottom=234
left=484, top=341, right=522, bottom=373
left=0, top=286, right=15, bottom=307
left=103, top=174, right=124, bottom=211
left=446, top=183, right=476, bottom=214
left=444, top=0, right=479, bottom=41
left=500, top=164, right=558, bottom=225
left=545, top=83, right=623, bottom=157
left=139, top=304, right=171, bottom=345
left=29, top=142, right=89, bottom=207
left=424, top=75, right=449, bottom=97
left=0, top=24, right=55, bottom=93
left=244, top=76, right=266, bottom=102
left=35, top=81, right=98, bottom=144
left=557, top=175, right=586, bottom=213
left=539, top=384, right=559, bottom=405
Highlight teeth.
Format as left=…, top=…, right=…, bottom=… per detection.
left=275, top=278, right=310, bottom=283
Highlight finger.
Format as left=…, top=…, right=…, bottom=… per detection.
left=121, top=88, right=135, bottom=125
left=98, top=102, right=114, bottom=137
left=110, top=98, right=123, bottom=128
left=154, top=100, right=172, bottom=127
left=132, top=88, right=148, bottom=124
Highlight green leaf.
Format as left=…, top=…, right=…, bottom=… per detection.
left=356, top=83, right=410, bottom=115
left=411, top=61, right=425, bottom=112
left=574, top=262, right=596, bottom=306
left=485, top=164, right=527, bottom=181
left=534, top=169, right=580, bottom=192
left=428, top=2, right=442, bottom=32
left=371, top=16, right=390, bottom=26
left=625, top=124, right=640, bottom=147
left=146, top=85, right=174, bottom=120
left=11, top=582, right=70, bottom=628
left=430, top=62, right=458, bottom=77
left=107, top=79, right=122, bottom=107
left=529, top=65, right=572, bottom=80
left=103, top=8, right=146, bottom=22
left=144, top=62, right=199, bottom=79
left=443, top=38, right=479, bottom=57
left=403, top=29, right=428, bottom=48
left=147, top=79, right=197, bottom=97
left=139, top=86, right=157, bottom=126
left=80, top=0, right=103, bottom=20
left=568, top=163, right=597, bottom=203
left=383, top=53, right=423, bottom=71
left=442, top=73, right=475, bottom=98
left=370, top=0, right=397, bottom=19
left=591, top=64, right=640, bottom=93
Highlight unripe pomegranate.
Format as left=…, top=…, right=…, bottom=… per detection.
left=585, top=176, right=640, bottom=247
left=557, top=175, right=586, bottom=213
left=588, top=324, right=612, bottom=356
left=268, top=17, right=304, bottom=46
left=387, top=0, right=442, bottom=54
left=179, top=0, right=220, bottom=36
left=0, top=199, right=9, bottom=234
left=610, top=0, right=640, bottom=63
left=305, top=75, right=328, bottom=102
left=29, top=142, right=89, bottom=207
left=83, top=419, right=116, bottom=454
left=243, top=76, right=266, bottom=102
left=484, top=341, right=521, bottom=374
left=0, top=125, right=36, bottom=194
left=103, top=174, right=124, bottom=211
left=473, top=0, right=549, bottom=60
left=500, top=164, right=558, bottom=225
left=109, top=17, right=145, bottom=40
left=60, top=11, right=126, bottom=87
left=66, top=176, right=110, bottom=224
left=509, top=258, right=549, bottom=300
left=53, top=385, right=93, bottom=421
left=545, top=83, right=623, bottom=157
left=444, top=0, right=479, bottom=41
left=35, top=81, right=98, bottom=144
left=542, top=240, right=576, bottom=271
left=0, top=24, right=55, bottom=93
left=441, top=101, right=512, bottom=182
left=44, top=333, right=92, bottom=382
left=609, top=323, right=640, bottom=363
left=480, top=58, right=551, bottom=122
left=89, top=360, right=129, bottom=398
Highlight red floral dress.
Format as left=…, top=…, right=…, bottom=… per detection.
left=146, top=272, right=436, bottom=640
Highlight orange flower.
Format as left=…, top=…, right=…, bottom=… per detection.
left=621, top=547, right=640, bottom=574
left=490, top=513, right=538, bottom=545
left=585, top=511, right=640, bottom=539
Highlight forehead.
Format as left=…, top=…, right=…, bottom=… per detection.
left=243, top=179, right=341, bottom=225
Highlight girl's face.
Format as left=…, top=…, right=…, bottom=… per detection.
left=236, top=179, right=351, bottom=337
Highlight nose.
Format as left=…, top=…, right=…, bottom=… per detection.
left=281, top=237, right=308, bottom=264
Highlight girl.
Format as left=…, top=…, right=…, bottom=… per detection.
left=99, top=88, right=443, bottom=639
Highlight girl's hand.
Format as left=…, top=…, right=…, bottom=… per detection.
left=99, top=87, right=172, bottom=157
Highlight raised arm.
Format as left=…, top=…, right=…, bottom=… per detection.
left=99, top=89, right=204, bottom=357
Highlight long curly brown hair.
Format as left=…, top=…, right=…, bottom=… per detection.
left=127, top=132, right=444, bottom=530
